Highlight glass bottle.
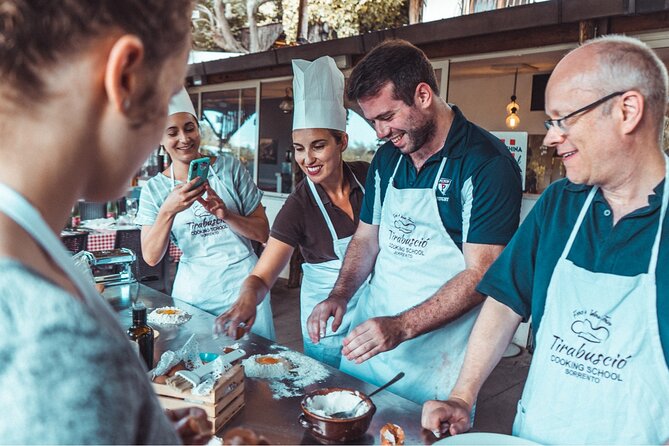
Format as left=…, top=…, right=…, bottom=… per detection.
left=281, top=150, right=293, bottom=194
left=127, top=302, right=154, bottom=369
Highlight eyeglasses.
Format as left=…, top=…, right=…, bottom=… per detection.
left=543, top=91, right=625, bottom=131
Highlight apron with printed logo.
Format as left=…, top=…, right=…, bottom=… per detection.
left=340, top=157, right=481, bottom=404
left=300, top=174, right=368, bottom=368
left=169, top=162, right=275, bottom=340
left=512, top=156, right=669, bottom=444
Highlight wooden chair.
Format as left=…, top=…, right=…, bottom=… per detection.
left=61, top=232, right=89, bottom=254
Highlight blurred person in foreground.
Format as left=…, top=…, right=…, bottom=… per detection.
left=215, top=56, right=369, bottom=368
left=136, top=89, right=275, bottom=340
left=307, top=40, right=522, bottom=404
left=422, top=35, right=669, bottom=444
left=0, top=1, right=210, bottom=443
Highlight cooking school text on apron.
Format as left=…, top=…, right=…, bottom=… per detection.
left=340, top=156, right=481, bottom=404
left=168, top=162, right=275, bottom=339
left=513, top=156, right=669, bottom=445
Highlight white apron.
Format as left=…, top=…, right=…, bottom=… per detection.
left=340, top=157, right=481, bottom=404
left=513, top=157, right=669, bottom=444
left=301, top=174, right=368, bottom=368
left=169, top=163, right=275, bottom=340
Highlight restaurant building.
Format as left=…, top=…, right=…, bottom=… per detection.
left=169, top=0, right=669, bottom=347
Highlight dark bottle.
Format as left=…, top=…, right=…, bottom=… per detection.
left=281, top=150, right=293, bottom=193
left=127, top=302, right=154, bottom=369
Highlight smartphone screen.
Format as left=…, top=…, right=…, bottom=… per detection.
left=187, top=157, right=210, bottom=187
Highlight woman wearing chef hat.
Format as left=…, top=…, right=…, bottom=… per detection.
left=215, top=56, right=369, bottom=368
left=136, top=88, right=275, bottom=340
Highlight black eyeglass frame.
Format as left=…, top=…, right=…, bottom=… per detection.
left=543, top=91, right=625, bottom=131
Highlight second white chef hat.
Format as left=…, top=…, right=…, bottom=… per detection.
left=168, top=87, right=197, bottom=118
left=292, top=56, right=346, bottom=132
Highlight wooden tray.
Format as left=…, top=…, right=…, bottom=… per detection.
left=151, top=363, right=245, bottom=431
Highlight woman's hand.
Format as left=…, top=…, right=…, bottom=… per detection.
left=162, top=178, right=206, bottom=216
left=214, top=294, right=258, bottom=339
left=197, top=183, right=228, bottom=220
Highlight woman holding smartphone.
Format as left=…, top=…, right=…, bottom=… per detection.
left=215, top=56, right=369, bottom=368
left=136, top=89, right=275, bottom=340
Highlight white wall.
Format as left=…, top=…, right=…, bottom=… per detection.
left=448, top=71, right=549, bottom=136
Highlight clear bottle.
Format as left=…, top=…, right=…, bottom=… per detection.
left=127, top=302, right=154, bottom=369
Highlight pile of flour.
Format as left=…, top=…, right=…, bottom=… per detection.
left=242, top=347, right=330, bottom=399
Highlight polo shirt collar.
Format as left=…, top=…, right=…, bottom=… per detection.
left=417, top=104, right=469, bottom=166
left=565, top=178, right=665, bottom=215
left=313, top=162, right=361, bottom=205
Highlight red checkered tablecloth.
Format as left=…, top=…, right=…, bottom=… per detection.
left=86, top=230, right=116, bottom=251
left=85, top=229, right=183, bottom=262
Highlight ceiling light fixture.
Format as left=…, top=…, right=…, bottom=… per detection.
left=505, top=68, right=520, bottom=129
left=279, top=87, right=294, bottom=114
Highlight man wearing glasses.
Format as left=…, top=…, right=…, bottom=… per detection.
left=422, top=35, right=669, bottom=444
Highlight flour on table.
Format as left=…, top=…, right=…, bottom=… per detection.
left=242, top=349, right=330, bottom=399
left=148, top=306, right=191, bottom=325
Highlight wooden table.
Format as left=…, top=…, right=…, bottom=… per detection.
left=104, top=284, right=438, bottom=444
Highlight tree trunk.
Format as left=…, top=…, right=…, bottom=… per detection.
left=409, top=0, right=422, bottom=24
left=213, top=0, right=247, bottom=52
left=296, top=0, right=309, bottom=43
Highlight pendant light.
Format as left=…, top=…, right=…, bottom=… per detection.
left=505, top=68, right=520, bottom=129
left=279, top=87, right=294, bottom=114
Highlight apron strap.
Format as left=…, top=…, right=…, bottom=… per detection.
left=0, top=183, right=123, bottom=336
left=431, top=157, right=448, bottom=190
left=560, top=185, right=598, bottom=261
left=307, top=178, right=338, bottom=241
left=170, top=163, right=176, bottom=190
left=306, top=162, right=366, bottom=243
left=648, top=154, right=669, bottom=273
left=389, top=156, right=403, bottom=186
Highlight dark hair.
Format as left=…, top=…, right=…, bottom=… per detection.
left=0, top=0, right=192, bottom=104
left=328, top=129, right=346, bottom=145
left=346, top=39, right=439, bottom=106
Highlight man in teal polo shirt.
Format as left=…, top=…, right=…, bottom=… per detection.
left=422, top=35, right=669, bottom=444
left=306, top=39, right=522, bottom=404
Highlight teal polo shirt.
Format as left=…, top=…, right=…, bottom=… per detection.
left=360, top=105, right=523, bottom=249
left=478, top=178, right=669, bottom=366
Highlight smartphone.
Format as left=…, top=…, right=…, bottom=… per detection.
left=187, top=157, right=210, bottom=187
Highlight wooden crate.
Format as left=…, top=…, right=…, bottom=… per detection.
left=151, top=364, right=245, bottom=432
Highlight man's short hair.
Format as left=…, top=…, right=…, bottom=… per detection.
left=346, top=39, right=439, bottom=106
left=579, top=35, right=668, bottom=138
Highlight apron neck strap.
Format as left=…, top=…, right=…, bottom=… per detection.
left=431, top=157, right=448, bottom=190
left=560, top=186, right=598, bottom=261
left=388, top=155, right=448, bottom=190
left=648, top=154, right=669, bottom=273
left=306, top=178, right=338, bottom=241
left=170, top=163, right=176, bottom=190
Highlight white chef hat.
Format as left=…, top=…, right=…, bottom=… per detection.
left=168, top=87, right=197, bottom=118
left=292, top=56, right=346, bottom=132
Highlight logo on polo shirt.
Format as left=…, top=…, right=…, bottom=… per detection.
left=437, top=178, right=452, bottom=195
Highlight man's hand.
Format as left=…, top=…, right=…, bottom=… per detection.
left=197, top=184, right=228, bottom=220
left=306, top=296, right=348, bottom=343
left=214, top=295, right=257, bottom=339
left=165, top=407, right=212, bottom=445
left=421, top=398, right=472, bottom=438
left=341, top=316, right=406, bottom=363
